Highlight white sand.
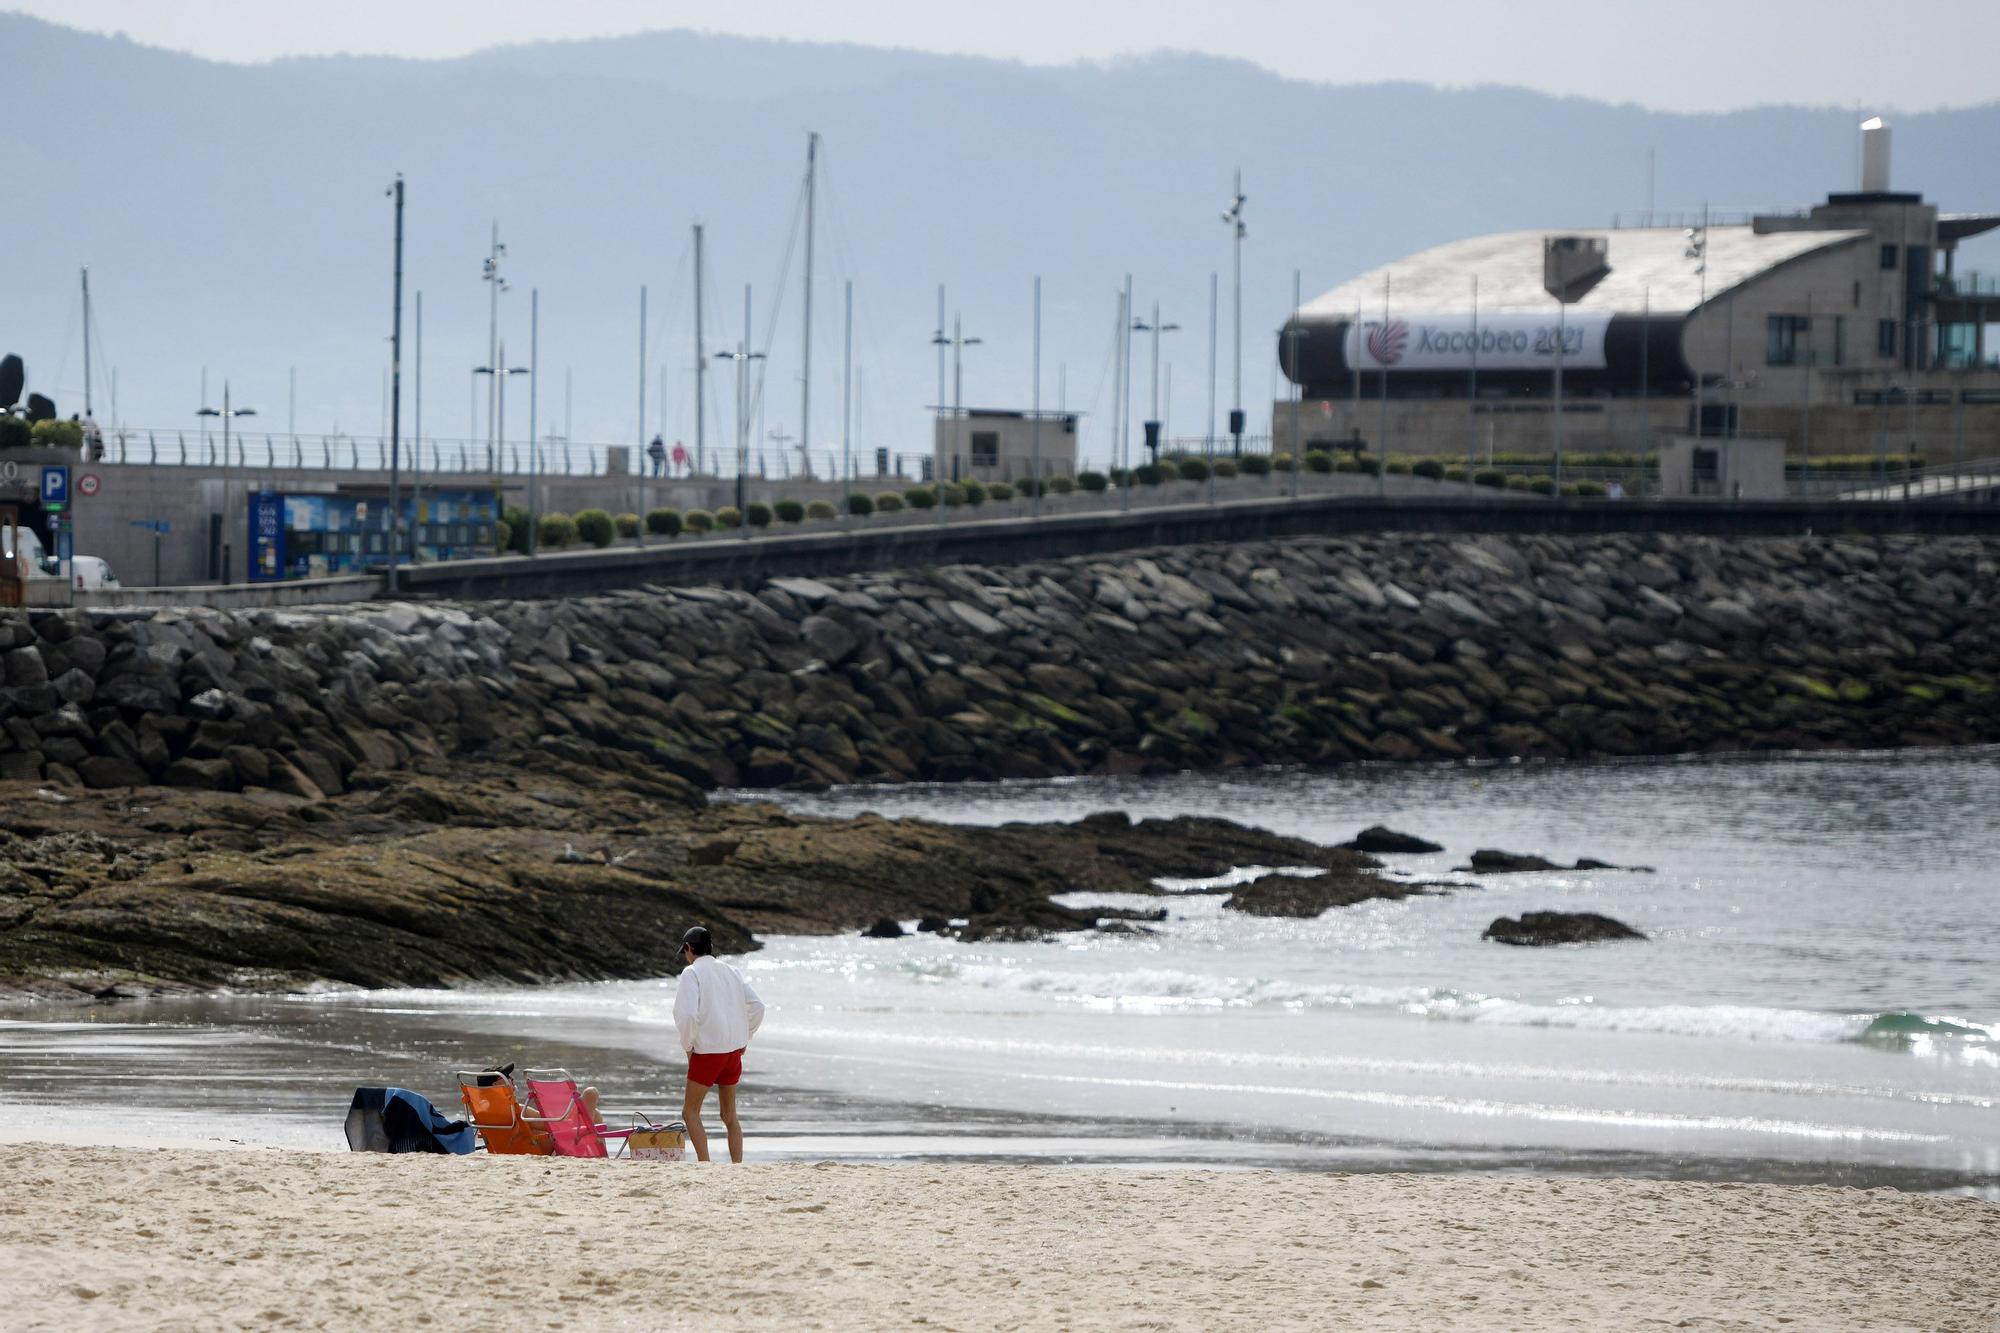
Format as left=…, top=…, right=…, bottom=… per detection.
left=5, top=1145, right=1997, bottom=1330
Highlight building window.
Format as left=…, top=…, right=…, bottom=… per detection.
left=970, top=431, right=998, bottom=467
left=1880, top=244, right=1898, bottom=270
left=1877, top=319, right=1897, bottom=358
left=1765, top=315, right=1809, bottom=366
left=1832, top=315, right=1845, bottom=366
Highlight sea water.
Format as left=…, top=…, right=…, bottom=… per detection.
left=2, top=750, right=1995, bottom=1192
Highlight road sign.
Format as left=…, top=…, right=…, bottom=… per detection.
left=78, top=473, right=101, bottom=497
left=40, top=466, right=69, bottom=506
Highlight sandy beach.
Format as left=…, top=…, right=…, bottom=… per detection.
left=5, top=1145, right=1996, bottom=1330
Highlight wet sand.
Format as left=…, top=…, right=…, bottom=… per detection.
left=5, top=1144, right=1997, bottom=1330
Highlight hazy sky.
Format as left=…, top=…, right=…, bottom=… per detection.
left=18, top=0, right=2000, bottom=114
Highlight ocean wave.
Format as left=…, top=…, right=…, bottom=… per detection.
left=822, top=959, right=1996, bottom=1051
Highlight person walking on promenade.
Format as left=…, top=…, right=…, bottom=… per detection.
left=647, top=434, right=667, bottom=476
left=672, top=925, right=765, bottom=1162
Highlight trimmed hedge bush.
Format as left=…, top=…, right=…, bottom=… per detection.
left=1358, top=457, right=1383, bottom=477
left=494, top=519, right=512, bottom=551
left=1558, top=482, right=1582, bottom=497
left=1473, top=469, right=1507, bottom=488
left=503, top=506, right=533, bottom=554
left=1240, top=454, right=1271, bottom=476
left=1443, top=465, right=1468, bottom=483
left=1528, top=477, right=1557, bottom=495
left=1385, top=460, right=1411, bottom=475
left=805, top=499, right=837, bottom=520
left=30, top=419, right=82, bottom=450
left=1178, top=457, right=1210, bottom=481
left=904, top=486, right=937, bottom=509
left=615, top=512, right=641, bottom=538
left=0, top=417, right=31, bottom=450
left=773, top=499, right=806, bottom=524
left=1049, top=474, right=1077, bottom=494
left=1077, top=470, right=1108, bottom=493
left=538, top=512, right=576, bottom=548
left=746, top=501, right=773, bottom=527
left=574, top=508, right=615, bottom=548
left=683, top=508, right=715, bottom=533
left=1411, top=459, right=1445, bottom=480
left=987, top=481, right=1015, bottom=501
left=1335, top=458, right=1360, bottom=473
left=1012, top=476, right=1044, bottom=497
left=645, top=507, right=682, bottom=536
left=940, top=482, right=968, bottom=507
left=962, top=479, right=987, bottom=506
left=1574, top=480, right=1608, bottom=497
left=1133, top=462, right=1166, bottom=485
left=1212, top=458, right=1238, bottom=478
left=1272, top=452, right=1296, bottom=472
left=846, top=492, right=876, bottom=516
left=715, top=505, right=743, bottom=527
left=1504, top=475, right=1532, bottom=492
left=874, top=491, right=904, bottom=512
left=1304, top=449, right=1335, bottom=473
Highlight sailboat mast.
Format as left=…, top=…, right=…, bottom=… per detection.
left=800, top=131, right=818, bottom=478
left=692, top=223, right=706, bottom=474
left=81, top=268, right=92, bottom=416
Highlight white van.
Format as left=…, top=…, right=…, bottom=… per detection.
left=5, top=528, right=118, bottom=588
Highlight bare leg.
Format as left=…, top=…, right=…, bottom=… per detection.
left=718, top=1084, right=743, bottom=1163
left=682, top=1080, right=712, bottom=1162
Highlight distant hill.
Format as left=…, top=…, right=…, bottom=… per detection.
left=7, top=13, right=1999, bottom=464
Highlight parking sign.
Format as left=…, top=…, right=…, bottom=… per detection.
left=40, top=466, right=69, bottom=506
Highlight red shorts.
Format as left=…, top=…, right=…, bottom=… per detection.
left=687, top=1048, right=744, bottom=1087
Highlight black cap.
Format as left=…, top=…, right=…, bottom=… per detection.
left=682, top=926, right=712, bottom=957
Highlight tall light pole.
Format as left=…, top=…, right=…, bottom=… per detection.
left=474, top=346, right=528, bottom=478
left=1222, top=172, right=1246, bottom=455
left=196, top=383, right=255, bottom=583
left=386, top=174, right=405, bottom=594
left=930, top=316, right=981, bottom=493
left=481, top=223, right=508, bottom=471
left=528, top=288, right=541, bottom=553
left=714, top=284, right=766, bottom=538
left=1206, top=271, right=1218, bottom=502
left=1131, top=302, right=1180, bottom=465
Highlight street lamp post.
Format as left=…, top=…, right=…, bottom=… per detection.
left=474, top=343, right=529, bottom=481
left=714, top=344, right=767, bottom=539
left=1222, top=172, right=1246, bottom=455
left=1131, top=303, right=1180, bottom=465
left=929, top=316, right=982, bottom=506
left=196, top=382, right=256, bottom=583
left=481, top=224, right=509, bottom=472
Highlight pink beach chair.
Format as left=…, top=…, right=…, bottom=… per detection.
left=522, top=1068, right=677, bottom=1159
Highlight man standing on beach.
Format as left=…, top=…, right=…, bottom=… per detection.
left=672, top=926, right=765, bottom=1163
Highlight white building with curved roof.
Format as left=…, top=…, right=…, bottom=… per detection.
left=1277, top=122, right=2000, bottom=466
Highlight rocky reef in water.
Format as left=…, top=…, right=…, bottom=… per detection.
left=1, top=534, right=1995, bottom=798
left=0, top=773, right=1362, bottom=1001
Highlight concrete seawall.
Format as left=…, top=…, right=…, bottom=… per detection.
left=399, top=495, right=2000, bottom=601
left=1, top=532, right=1994, bottom=796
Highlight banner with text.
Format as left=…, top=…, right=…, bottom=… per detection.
left=1343, top=312, right=1612, bottom=372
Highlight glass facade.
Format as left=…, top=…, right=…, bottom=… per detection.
left=248, top=489, right=497, bottom=582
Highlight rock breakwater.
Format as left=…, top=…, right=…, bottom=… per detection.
left=1, top=533, right=1996, bottom=795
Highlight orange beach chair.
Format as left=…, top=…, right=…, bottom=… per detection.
left=456, top=1068, right=552, bottom=1156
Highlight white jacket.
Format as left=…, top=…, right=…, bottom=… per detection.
left=673, top=954, right=765, bottom=1054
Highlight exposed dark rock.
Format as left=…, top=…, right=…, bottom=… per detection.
left=1341, top=825, right=1444, bottom=855
left=862, top=917, right=905, bottom=938
left=1460, top=850, right=1648, bottom=874
left=915, top=915, right=951, bottom=934
left=1464, top=850, right=1564, bottom=874
left=1222, top=856, right=1432, bottom=918
left=1483, top=912, right=1648, bottom=946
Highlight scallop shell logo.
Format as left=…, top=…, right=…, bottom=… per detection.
left=1366, top=319, right=1409, bottom=367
